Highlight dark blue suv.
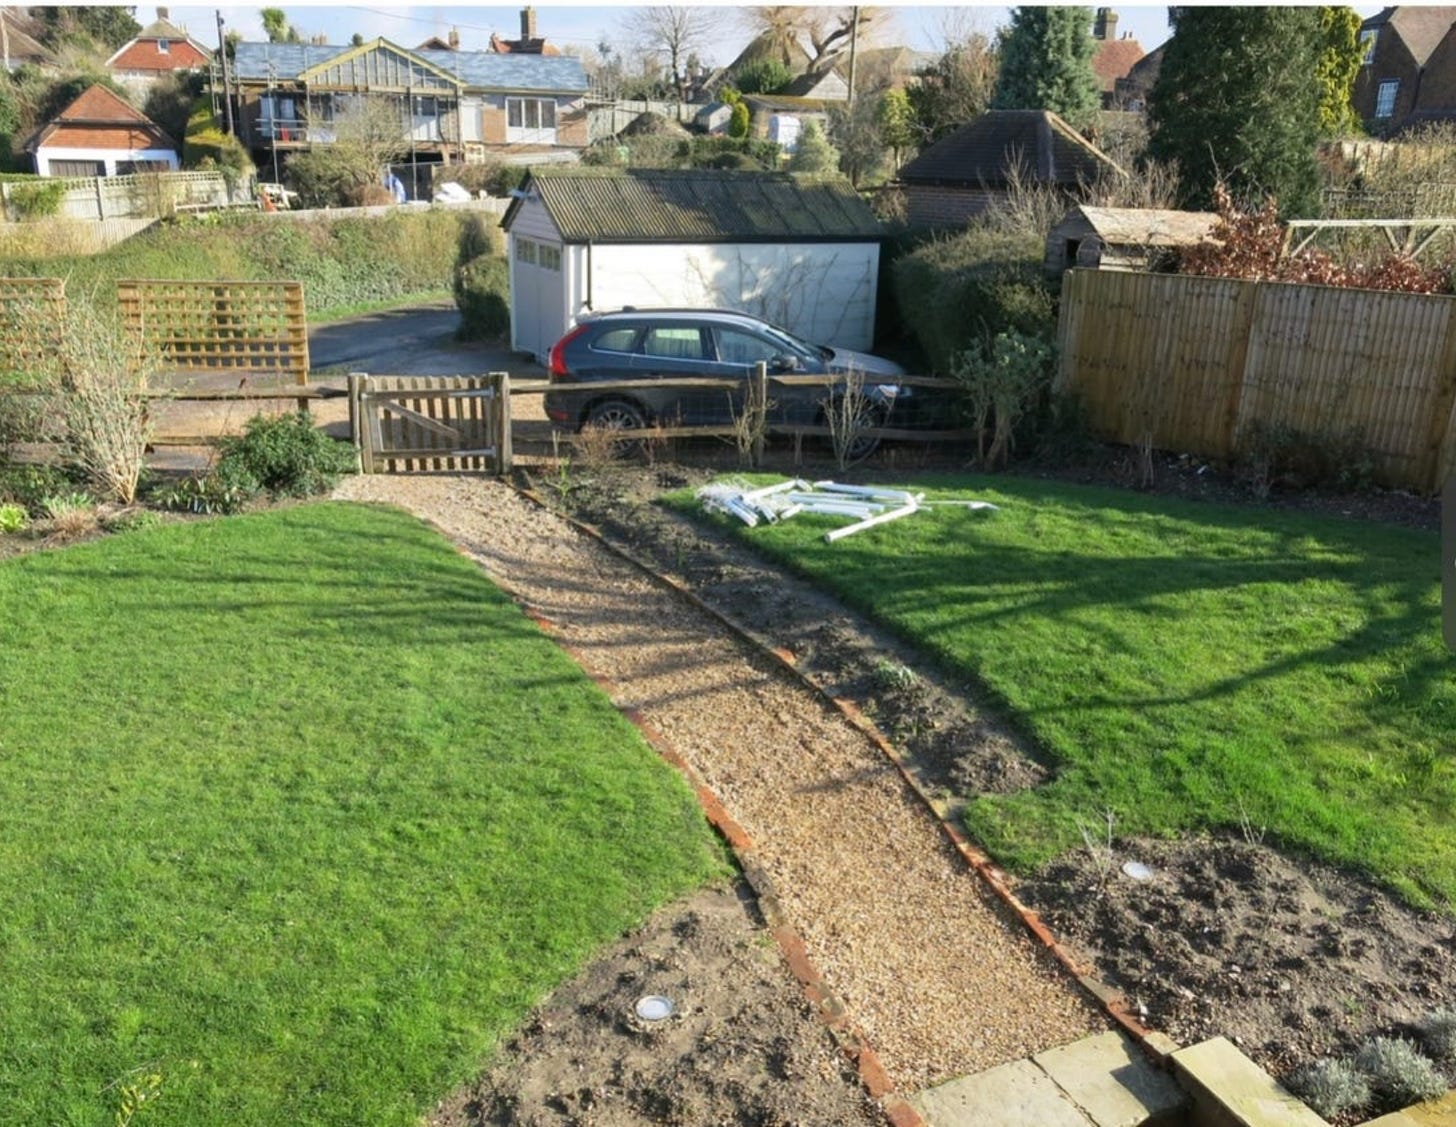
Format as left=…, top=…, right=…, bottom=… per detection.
left=543, top=308, right=924, bottom=457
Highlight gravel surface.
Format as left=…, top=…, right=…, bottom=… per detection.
left=333, top=472, right=1106, bottom=1092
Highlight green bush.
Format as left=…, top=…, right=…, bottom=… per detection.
left=7, top=179, right=65, bottom=220
left=1288, top=1059, right=1370, bottom=1120
left=892, top=225, right=1055, bottom=374
left=734, top=58, right=793, bottom=95
left=216, top=412, right=354, bottom=499
left=0, top=502, right=27, bottom=533
left=156, top=460, right=260, bottom=515
left=455, top=254, right=511, bottom=341
left=0, top=463, right=80, bottom=517
left=950, top=328, right=1057, bottom=468
left=1354, top=1037, right=1448, bottom=1107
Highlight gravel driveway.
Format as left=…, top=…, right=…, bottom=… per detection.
left=333, top=472, right=1106, bottom=1092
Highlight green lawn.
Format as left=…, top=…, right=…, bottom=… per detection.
left=0, top=503, right=720, bottom=1126
left=686, top=474, right=1455, bottom=909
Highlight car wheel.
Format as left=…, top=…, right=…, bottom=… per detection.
left=584, top=398, right=647, bottom=431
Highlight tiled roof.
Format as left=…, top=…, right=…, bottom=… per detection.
left=110, top=39, right=211, bottom=71
left=231, top=40, right=587, bottom=92
left=1365, top=7, right=1456, bottom=65
left=506, top=169, right=883, bottom=243
left=899, top=110, right=1122, bottom=188
left=59, top=84, right=152, bottom=124
left=1091, top=38, right=1144, bottom=92
left=27, top=84, right=174, bottom=152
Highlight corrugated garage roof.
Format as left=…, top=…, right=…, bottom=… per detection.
left=510, top=169, right=884, bottom=243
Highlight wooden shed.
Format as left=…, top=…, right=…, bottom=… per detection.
left=1045, top=205, right=1218, bottom=276
left=500, top=167, right=885, bottom=362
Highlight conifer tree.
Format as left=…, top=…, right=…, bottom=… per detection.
left=990, top=7, right=1100, bottom=130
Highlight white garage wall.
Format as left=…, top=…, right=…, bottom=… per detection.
left=584, top=242, right=880, bottom=350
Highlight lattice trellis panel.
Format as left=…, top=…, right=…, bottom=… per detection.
left=0, top=277, right=66, bottom=374
left=116, top=280, right=308, bottom=383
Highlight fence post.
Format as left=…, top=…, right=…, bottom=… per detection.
left=1221, top=281, right=1261, bottom=452
left=752, top=361, right=768, bottom=467
left=1422, top=306, right=1456, bottom=492
left=496, top=371, right=513, bottom=475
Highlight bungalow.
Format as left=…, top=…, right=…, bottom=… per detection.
left=106, top=7, right=213, bottom=92
left=226, top=37, right=589, bottom=172
left=26, top=83, right=178, bottom=177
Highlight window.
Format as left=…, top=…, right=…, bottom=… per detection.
left=715, top=327, right=780, bottom=366
left=515, top=239, right=537, bottom=264
left=539, top=245, right=562, bottom=271
left=591, top=328, right=639, bottom=353
left=505, top=97, right=558, bottom=141
left=157, top=38, right=169, bottom=53
left=641, top=327, right=706, bottom=360
left=1376, top=79, right=1399, bottom=119
left=1360, top=29, right=1377, bottom=65
left=117, top=159, right=171, bottom=174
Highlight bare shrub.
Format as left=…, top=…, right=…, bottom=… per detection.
left=822, top=368, right=880, bottom=469
left=1420, top=1008, right=1456, bottom=1063
left=729, top=363, right=771, bottom=467
left=41, top=491, right=100, bottom=540
left=571, top=422, right=629, bottom=470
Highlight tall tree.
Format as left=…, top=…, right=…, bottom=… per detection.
left=990, top=7, right=1099, bottom=130
left=624, top=7, right=722, bottom=94
left=1317, top=6, right=1363, bottom=137
left=260, top=8, right=301, bottom=44
left=906, top=33, right=998, bottom=143
left=739, top=8, right=885, bottom=76
left=876, top=87, right=917, bottom=170
left=1148, top=7, right=1323, bottom=216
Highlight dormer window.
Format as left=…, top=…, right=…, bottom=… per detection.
left=1376, top=79, right=1399, bottom=118
left=1359, top=28, right=1376, bottom=64
left=157, top=38, right=169, bottom=53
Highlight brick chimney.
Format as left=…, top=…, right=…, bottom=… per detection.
left=157, top=6, right=169, bottom=19
left=1093, top=8, right=1118, bottom=40
left=520, top=7, right=536, bottom=40
left=448, top=26, right=460, bottom=49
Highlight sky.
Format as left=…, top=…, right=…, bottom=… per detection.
left=154, top=4, right=1182, bottom=66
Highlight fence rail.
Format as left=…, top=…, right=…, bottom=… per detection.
left=1056, top=268, right=1456, bottom=493
left=0, top=277, right=66, bottom=369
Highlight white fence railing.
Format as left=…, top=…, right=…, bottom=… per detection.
left=1, top=170, right=245, bottom=223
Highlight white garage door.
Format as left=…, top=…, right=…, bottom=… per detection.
left=513, top=237, right=565, bottom=362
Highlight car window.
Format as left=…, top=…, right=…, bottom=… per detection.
left=590, top=327, right=639, bottom=354
left=640, top=326, right=706, bottom=360
left=715, top=327, right=780, bottom=365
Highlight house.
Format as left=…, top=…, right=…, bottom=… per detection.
left=1, top=9, right=57, bottom=72
left=1353, top=7, right=1456, bottom=135
left=25, top=83, right=178, bottom=177
left=1090, top=8, right=1145, bottom=109
left=740, top=94, right=832, bottom=152
left=500, top=167, right=886, bottom=361
left=895, top=109, right=1124, bottom=230
left=227, top=38, right=589, bottom=173
left=1045, top=205, right=1217, bottom=275
left=1113, top=43, right=1163, bottom=112
left=489, top=7, right=560, bottom=56
left=106, top=7, right=213, bottom=92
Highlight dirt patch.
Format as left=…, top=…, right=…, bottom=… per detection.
left=430, top=882, right=883, bottom=1127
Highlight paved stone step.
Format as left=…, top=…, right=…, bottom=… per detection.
left=1170, top=1037, right=1329, bottom=1127
left=1362, top=1090, right=1456, bottom=1126
left=912, top=1032, right=1187, bottom=1127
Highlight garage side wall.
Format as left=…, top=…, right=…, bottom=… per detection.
left=583, top=242, right=880, bottom=349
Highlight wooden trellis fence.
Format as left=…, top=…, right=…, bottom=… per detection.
left=349, top=374, right=511, bottom=473
left=0, top=277, right=66, bottom=372
left=116, top=280, right=309, bottom=385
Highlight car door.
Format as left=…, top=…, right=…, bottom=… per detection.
left=628, top=323, right=735, bottom=425
left=711, top=324, right=822, bottom=426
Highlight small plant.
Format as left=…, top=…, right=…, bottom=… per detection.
left=215, top=412, right=354, bottom=498
left=156, top=460, right=260, bottom=515
left=729, top=368, right=772, bottom=467
left=1287, top=1058, right=1371, bottom=1120
left=0, top=463, right=77, bottom=516
left=572, top=421, right=631, bottom=470
left=42, top=491, right=95, bottom=518
left=1236, top=795, right=1267, bottom=846
left=1076, top=808, right=1118, bottom=890
left=1419, top=1008, right=1456, bottom=1062
left=872, top=658, right=920, bottom=693
left=1354, top=1036, right=1448, bottom=1106
left=823, top=369, right=879, bottom=469
left=110, top=1068, right=163, bottom=1127
left=950, top=329, right=1056, bottom=469
left=103, top=508, right=164, bottom=534
left=40, top=492, right=98, bottom=539
left=0, top=502, right=27, bottom=533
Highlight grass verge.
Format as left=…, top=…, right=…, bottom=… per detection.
left=0, top=502, right=720, bottom=1125
left=676, top=473, right=1454, bottom=908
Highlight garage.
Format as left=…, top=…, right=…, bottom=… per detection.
left=500, top=168, right=886, bottom=362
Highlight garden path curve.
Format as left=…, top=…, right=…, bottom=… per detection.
left=332, top=473, right=1107, bottom=1091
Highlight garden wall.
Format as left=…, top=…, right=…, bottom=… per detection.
left=1056, top=268, right=1456, bottom=493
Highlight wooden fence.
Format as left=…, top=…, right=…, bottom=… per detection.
left=117, top=280, right=309, bottom=385
left=1, top=170, right=236, bottom=223
left=1056, top=268, right=1456, bottom=493
left=0, top=277, right=66, bottom=371
left=350, top=374, right=511, bottom=473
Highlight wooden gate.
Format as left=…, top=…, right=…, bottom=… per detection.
left=349, top=373, right=512, bottom=473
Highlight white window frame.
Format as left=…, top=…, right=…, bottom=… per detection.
left=1359, top=29, right=1377, bottom=65
left=1376, top=79, right=1399, bottom=119
left=505, top=97, right=558, bottom=143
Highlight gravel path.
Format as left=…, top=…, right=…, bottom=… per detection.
left=333, top=473, right=1106, bottom=1091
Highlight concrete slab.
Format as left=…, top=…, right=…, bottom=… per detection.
left=1171, top=1037, right=1329, bottom=1127
left=912, top=1058, right=1093, bottom=1127
left=1035, top=1031, right=1188, bottom=1127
